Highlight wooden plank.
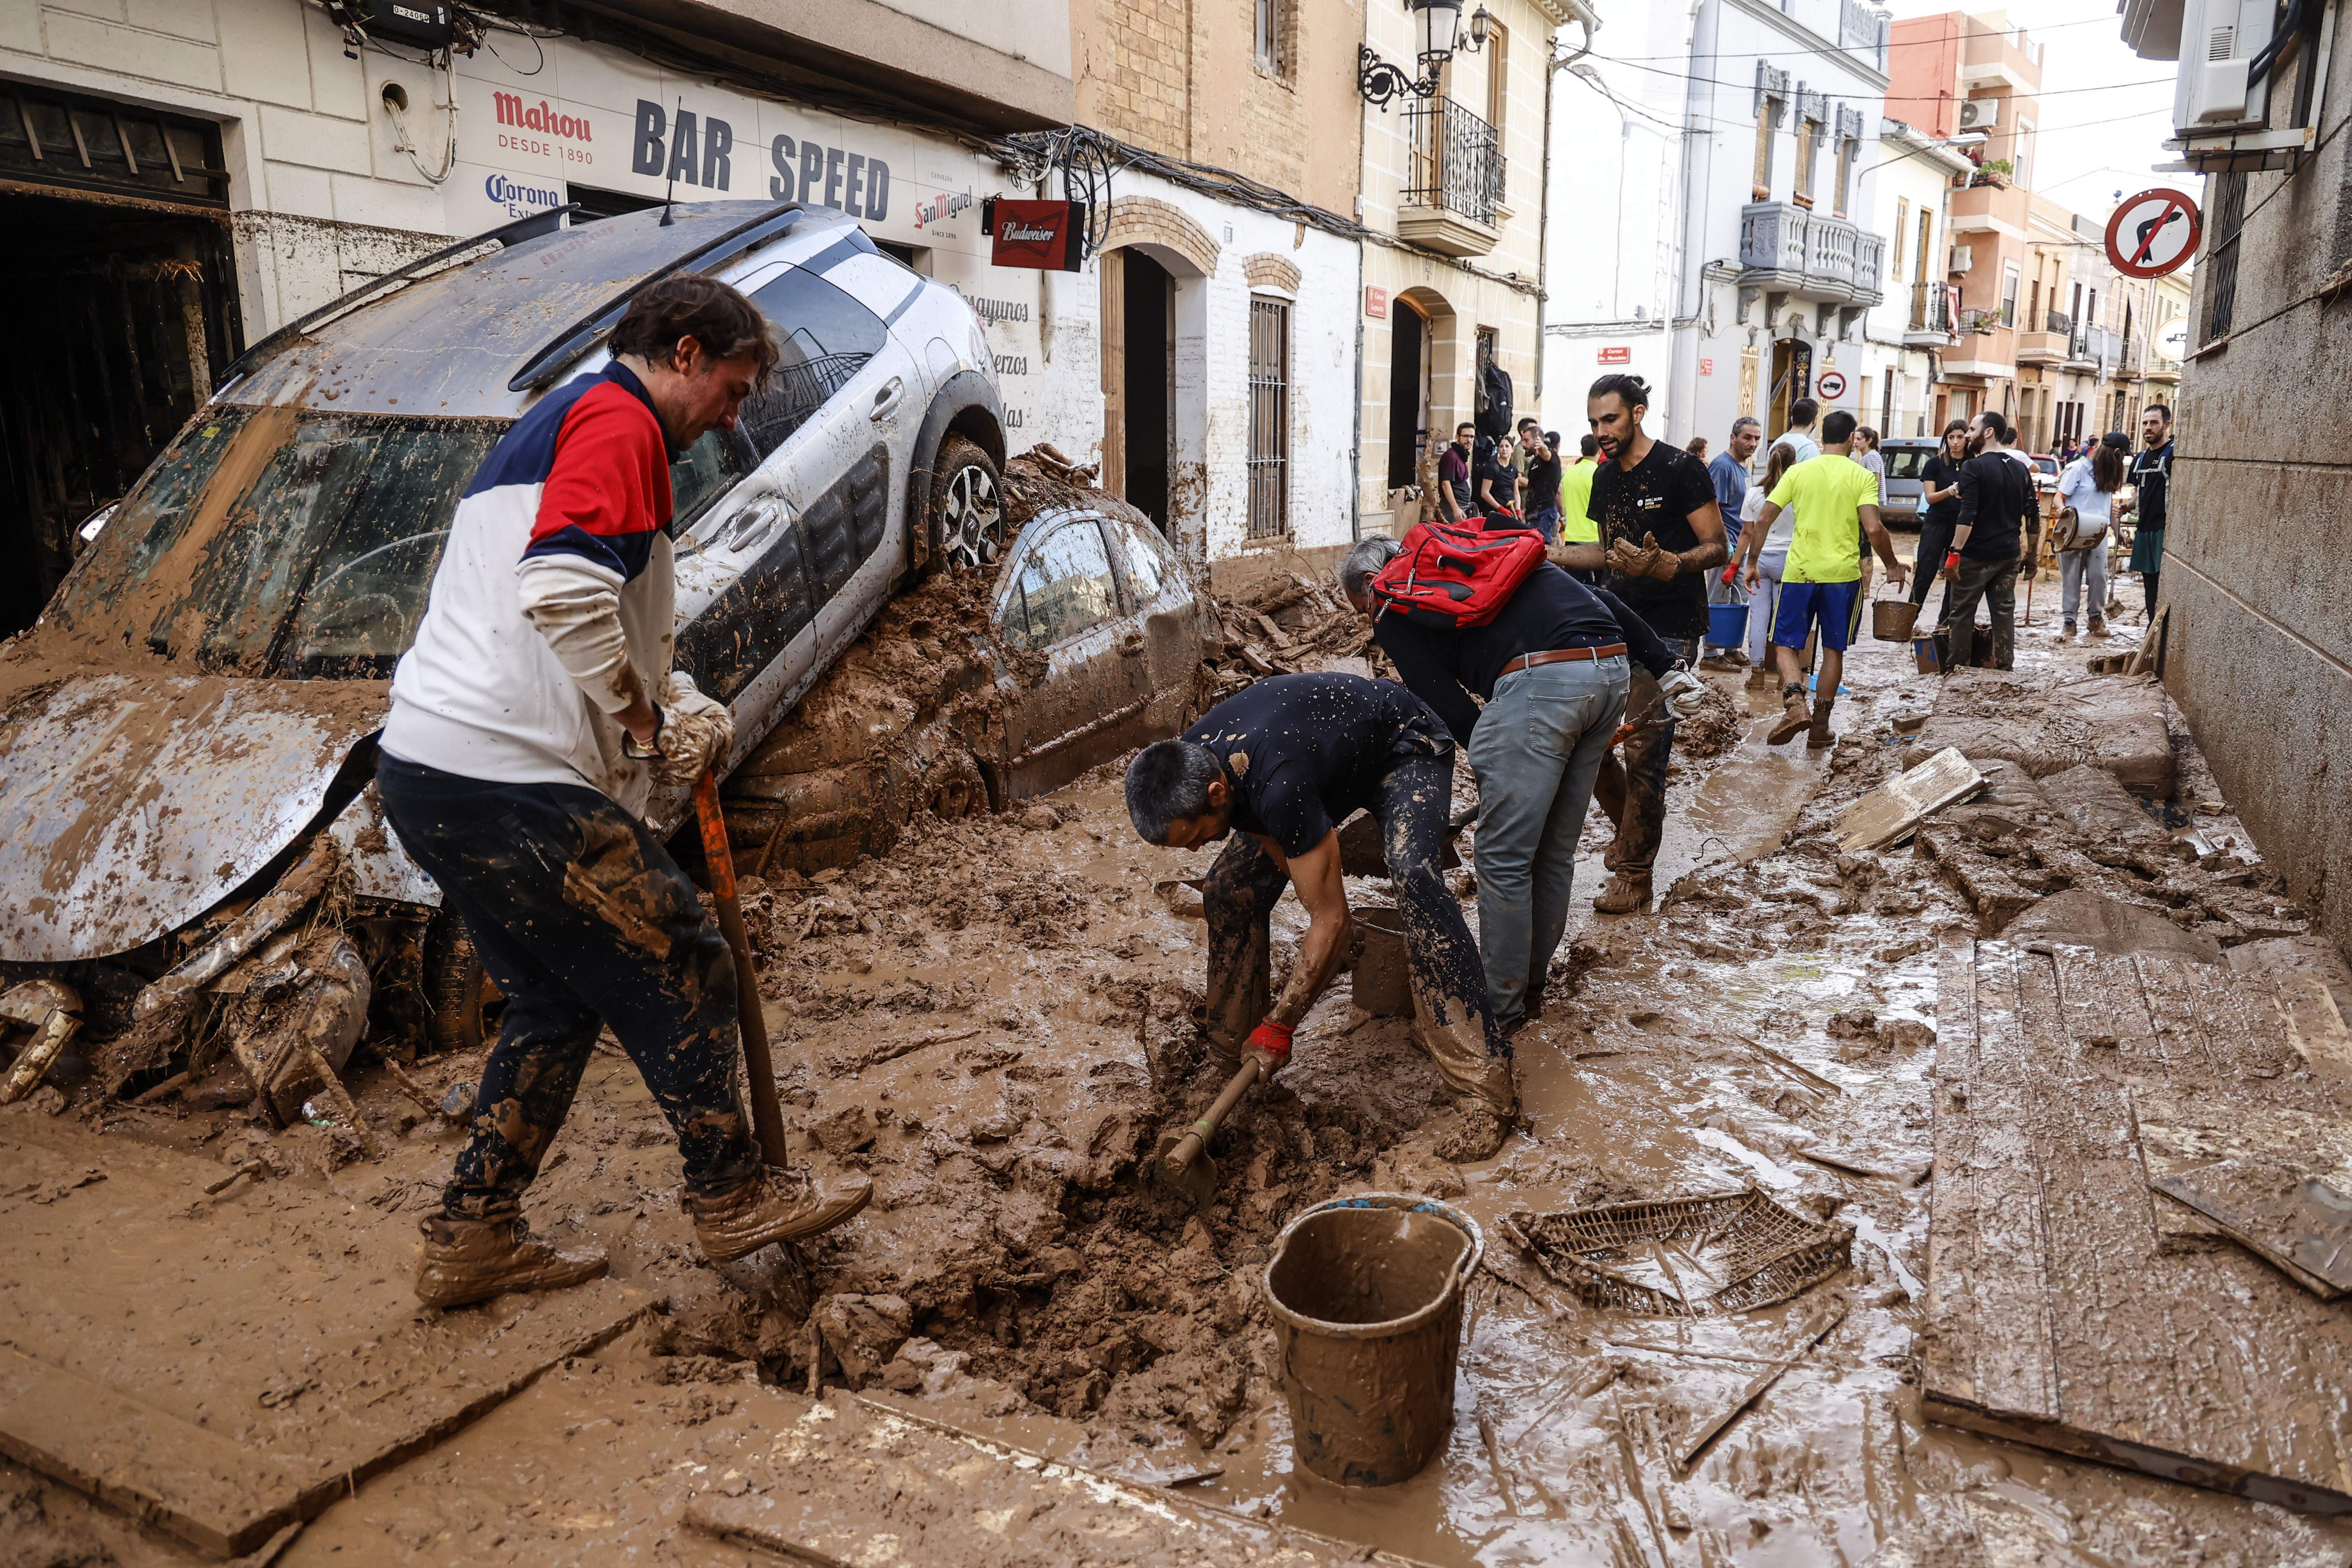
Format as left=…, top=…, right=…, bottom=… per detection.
left=2152, top=1159, right=2352, bottom=1299
left=1835, top=746, right=1984, bottom=853
left=0, top=1344, right=311, bottom=1557
left=2133, top=953, right=2228, bottom=1078
left=2049, top=944, right=2162, bottom=1069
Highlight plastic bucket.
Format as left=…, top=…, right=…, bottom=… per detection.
left=1707, top=603, right=1749, bottom=647
left=1350, top=907, right=1412, bottom=1018
left=1261, top=1193, right=1483, bottom=1487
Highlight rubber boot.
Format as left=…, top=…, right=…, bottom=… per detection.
left=688, top=1165, right=874, bottom=1262
left=2088, top=615, right=2109, bottom=638
left=1767, top=682, right=1811, bottom=745
left=1592, top=871, right=1652, bottom=915
left=1807, top=696, right=1836, bottom=750
left=415, top=1215, right=608, bottom=1309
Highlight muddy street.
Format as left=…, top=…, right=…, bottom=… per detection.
left=7, top=575, right=2350, bottom=1568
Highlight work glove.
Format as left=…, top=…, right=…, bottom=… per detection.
left=1606, top=535, right=1658, bottom=578
left=1657, top=667, right=1707, bottom=721
left=1242, top=1018, right=1295, bottom=1079
left=646, top=670, right=735, bottom=789
left=1636, top=533, right=1682, bottom=581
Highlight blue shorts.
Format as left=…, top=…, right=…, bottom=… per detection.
left=1772, top=579, right=1861, bottom=653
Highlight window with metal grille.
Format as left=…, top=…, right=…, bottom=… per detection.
left=1247, top=297, right=1290, bottom=540
left=2203, top=170, right=2248, bottom=343
left=0, top=85, right=229, bottom=206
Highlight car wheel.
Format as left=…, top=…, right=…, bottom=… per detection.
left=929, top=435, right=1005, bottom=572
left=423, top=910, right=500, bottom=1054
left=926, top=751, right=987, bottom=820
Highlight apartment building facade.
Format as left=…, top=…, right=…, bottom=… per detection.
left=1855, top=116, right=1972, bottom=439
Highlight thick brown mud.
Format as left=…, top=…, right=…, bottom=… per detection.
left=7, top=563, right=2352, bottom=1566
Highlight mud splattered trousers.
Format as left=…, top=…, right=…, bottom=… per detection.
left=1592, top=634, right=1700, bottom=881
left=1200, top=754, right=1515, bottom=1113
left=1944, top=555, right=2019, bottom=672
left=1469, top=656, right=1631, bottom=1032
left=378, top=754, right=760, bottom=1222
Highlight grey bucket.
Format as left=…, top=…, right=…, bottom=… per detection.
left=1350, top=907, right=1412, bottom=1017
left=1261, top=1193, right=1484, bottom=1487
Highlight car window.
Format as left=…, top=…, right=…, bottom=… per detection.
left=1118, top=518, right=1172, bottom=602
left=736, top=267, right=888, bottom=460
left=1884, top=447, right=1932, bottom=480
left=669, top=426, right=760, bottom=533
left=1006, top=520, right=1121, bottom=650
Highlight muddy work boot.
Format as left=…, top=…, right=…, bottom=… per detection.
left=1767, top=683, right=1812, bottom=745
left=1591, top=872, right=1652, bottom=915
left=1806, top=697, right=1837, bottom=750
left=415, top=1214, right=608, bottom=1309
left=688, top=1165, right=874, bottom=1262
left=2088, top=615, right=2109, bottom=638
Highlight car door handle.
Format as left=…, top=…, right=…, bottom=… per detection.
left=723, top=498, right=785, bottom=552
left=869, top=377, right=904, bottom=421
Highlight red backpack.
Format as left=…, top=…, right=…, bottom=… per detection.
left=1370, top=518, right=1549, bottom=629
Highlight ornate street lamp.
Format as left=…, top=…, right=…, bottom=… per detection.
left=1360, top=1, right=1492, bottom=106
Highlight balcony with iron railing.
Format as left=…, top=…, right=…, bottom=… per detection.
left=1736, top=202, right=1885, bottom=307
left=2019, top=307, right=2069, bottom=365
left=1397, top=96, right=1503, bottom=257
left=1905, top=281, right=1956, bottom=345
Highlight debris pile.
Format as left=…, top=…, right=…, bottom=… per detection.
left=1198, top=569, right=1386, bottom=700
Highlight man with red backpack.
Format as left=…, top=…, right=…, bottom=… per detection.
left=1338, top=534, right=1702, bottom=1036
left=1122, top=672, right=1518, bottom=1157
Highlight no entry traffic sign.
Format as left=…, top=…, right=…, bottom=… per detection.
left=2106, top=188, right=2201, bottom=278
left=1816, top=371, right=1847, bottom=399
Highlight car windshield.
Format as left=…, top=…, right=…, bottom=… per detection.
left=1884, top=447, right=1934, bottom=480
left=45, top=400, right=756, bottom=680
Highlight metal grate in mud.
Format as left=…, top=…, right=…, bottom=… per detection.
left=1504, top=1187, right=1851, bottom=1317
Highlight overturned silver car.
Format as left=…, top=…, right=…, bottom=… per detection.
left=0, top=198, right=1011, bottom=1121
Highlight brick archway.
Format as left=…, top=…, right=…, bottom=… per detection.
left=1243, top=252, right=1301, bottom=295
left=1103, top=195, right=1219, bottom=278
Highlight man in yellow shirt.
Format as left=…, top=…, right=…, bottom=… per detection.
left=1554, top=435, right=1602, bottom=579
left=1737, top=409, right=1907, bottom=748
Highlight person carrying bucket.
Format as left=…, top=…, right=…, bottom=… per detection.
left=1700, top=417, right=1760, bottom=669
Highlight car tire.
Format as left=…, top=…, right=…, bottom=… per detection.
left=925, top=750, right=987, bottom=820
left=928, top=434, right=1006, bottom=572
left=423, top=910, right=500, bottom=1054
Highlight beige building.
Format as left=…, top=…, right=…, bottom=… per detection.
left=1357, top=0, right=1567, bottom=533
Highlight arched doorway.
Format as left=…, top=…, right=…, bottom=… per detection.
left=1098, top=198, right=1219, bottom=561
left=1385, top=296, right=1427, bottom=491
left=1121, top=249, right=1174, bottom=530
left=1768, top=337, right=1813, bottom=441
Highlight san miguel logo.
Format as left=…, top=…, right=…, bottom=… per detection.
left=914, top=190, right=971, bottom=232
left=983, top=197, right=1088, bottom=272
left=493, top=92, right=592, bottom=142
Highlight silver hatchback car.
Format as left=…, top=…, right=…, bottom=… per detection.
left=0, top=200, right=1010, bottom=1116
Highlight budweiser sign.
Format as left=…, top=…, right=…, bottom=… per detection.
left=983, top=198, right=1087, bottom=272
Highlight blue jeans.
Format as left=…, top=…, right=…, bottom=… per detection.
left=1468, top=656, right=1631, bottom=1029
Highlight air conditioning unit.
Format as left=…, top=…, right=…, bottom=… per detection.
left=1949, top=243, right=1974, bottom=274
left=2177, top=0, right=2275, bottom=129
left=1957, top=98, right=2000, bottom=131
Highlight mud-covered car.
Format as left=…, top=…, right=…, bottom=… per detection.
left=0, top=199, right=1010, bottom=1118
left=720, top=475, right=1211, bottom=874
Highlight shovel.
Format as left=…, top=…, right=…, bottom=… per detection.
left=694, top=771, right=788, bottom=1168
left=1155, top=1054, right=1267, bottom=1207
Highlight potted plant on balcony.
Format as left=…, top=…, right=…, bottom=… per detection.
left=1967, top=158, right=2014, bottom=189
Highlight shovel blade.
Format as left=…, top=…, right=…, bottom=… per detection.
left=1152, top=1132, right=1222, bottom=1208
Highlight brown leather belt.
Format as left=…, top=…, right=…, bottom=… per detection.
left=1497, top=644, right=1626, bottom=676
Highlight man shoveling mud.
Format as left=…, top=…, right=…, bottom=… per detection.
left=1123, top=672, right=1518, bottom=1155
left=378, top=275, right=870, bottom=1308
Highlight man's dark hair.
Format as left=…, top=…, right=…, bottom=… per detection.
left=2146, top=404, right=2172, bottom=421
left=609, top=274, right=780, bottom=378
left=1125, top=740, right=1225, bottom=845
left=1588, top=373, right=1650, bottom=412
left=1789, top=397, right=1819, bottom=427
left=1730, top=416, right=1761, bottom=437
left=1822, top=409, right=1857, bottom=444
left=1973, top=408, right=2010, bottom=443
left=1456, top=422, right=1476, bottom=438
left=1517, top=416, right=1540, bottom=432
left=1579, top=434, right=1600, bottom=458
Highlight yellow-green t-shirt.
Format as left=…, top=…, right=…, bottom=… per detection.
left=1558, top=459, right=1599, bottom=544
left=1767, top=453, right=1879, bottom=583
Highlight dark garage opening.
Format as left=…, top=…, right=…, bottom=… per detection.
left=0, top=88, right=240, bottom=640
left=1121, top=248, right=1172, bottom=533
left=1386, top=302, right=1425, bottom=490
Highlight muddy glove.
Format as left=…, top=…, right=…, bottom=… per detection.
left=1657, top=668, right=1706, bottom=721
left=1635, top=532, right=1682, bottom=581
left=1242, top=1019, right=1295, bottom=1079
left=638, top=671, right=734, bottom=789
left=1606, top=536, right=1658, bottom=578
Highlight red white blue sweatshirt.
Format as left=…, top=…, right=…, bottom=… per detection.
left=384, top=362, right=678, bottom=811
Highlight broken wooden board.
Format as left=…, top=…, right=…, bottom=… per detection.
left=1926, top=940, right=2352, bottom=1515
left=1835, top=745, right=1984, bottom=853
left=2152, top=1159, right=2352, bottom=1300
left=686, top=1390, right=1443, bottom=1566
left=1902, top=669, right=2175, bottom=796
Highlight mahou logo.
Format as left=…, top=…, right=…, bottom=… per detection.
left=493, top=93, right=591, bottom=142
left=914, top=190, right=971, bottom=231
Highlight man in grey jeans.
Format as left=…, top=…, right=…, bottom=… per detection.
left=1340, top=538, right=1704, bottom=1033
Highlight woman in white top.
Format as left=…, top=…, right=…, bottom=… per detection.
left=2056, top=432, right=2128, bottom=637
left=1741, top=442, right=1803, bottom=673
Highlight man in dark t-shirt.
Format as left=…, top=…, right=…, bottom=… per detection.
left=1122, top=673, right=1515, bottom=1148
left=1339, top=541, right=1704, bottom=1034
left=1554, top=373, right=1727, bottom=914
left=1436, top=422, right=1476, bottom=522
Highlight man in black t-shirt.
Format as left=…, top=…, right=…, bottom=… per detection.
left=1555, top=373, right=1726, bottom=914
left=1123, top=674, right=1516, bottom=1149
left=1944, top=409, right=2035, bottom=670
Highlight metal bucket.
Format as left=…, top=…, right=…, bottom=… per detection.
left=1350, top=906, right=1412, bottom=1017
left=1871, top=593, right=1920, bottom=643
left=1261, top=1193, right=1483, bottom=1487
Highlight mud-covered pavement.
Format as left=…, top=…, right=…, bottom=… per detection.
left=8, top=578, right=2352, bottom=1568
